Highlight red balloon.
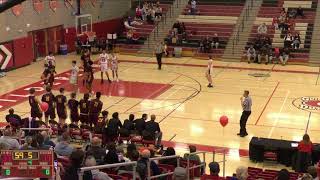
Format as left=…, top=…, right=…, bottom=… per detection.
left=219, top=115, right=229, bottom=127
left=40, top=102, right=49, bottom=112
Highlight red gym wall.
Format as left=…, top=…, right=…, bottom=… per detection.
left=0, top=18, right=123, bottom=71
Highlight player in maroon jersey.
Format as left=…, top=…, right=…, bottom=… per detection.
left=81, top=50, right=91, bottom=86
left=68, top=92, right=79, bottom=125
left=79, top=93, right=90, bottom=125
left=41, top=61, right=56, bottom=88
left=28, top=88, right=42, bottom=121
left=86, top=60, right=94, bottom=94
left=41, top=86, right=56, bottom=124
left=55, top=88, right=67, bottom=125
left=88, top=92, right=103, bottom=128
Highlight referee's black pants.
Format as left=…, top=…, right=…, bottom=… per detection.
left=240, top=111, right=251, bottom=135
left=156, top=53, right=162, bottom=70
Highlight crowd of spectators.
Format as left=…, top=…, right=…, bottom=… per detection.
left=247, top=6, right=306, bottom=66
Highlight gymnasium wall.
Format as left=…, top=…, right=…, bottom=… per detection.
left=0, top=0, right=130, bottom=71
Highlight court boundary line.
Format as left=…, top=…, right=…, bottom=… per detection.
left=256, top=82, right=280, bottom=125
left=119, top=59, right=320, bottom=75
left=316, top=67, right=320, bottom=85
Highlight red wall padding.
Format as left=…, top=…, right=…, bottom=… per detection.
left=63, top=27, right=77, bottom=52
left=0, top=42, right=14, bottom=70
left=13, top=36, right=34, bottom=68
left=93, top=18, right=123, bottom=39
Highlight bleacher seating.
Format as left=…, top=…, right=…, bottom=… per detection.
left=116, top=1, right=174, bottom=54
left=167, top=0, right=245, bottom=59
left=245, top=0, right=318, bottom=64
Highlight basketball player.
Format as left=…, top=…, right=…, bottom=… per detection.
left=41, top=61, right=56, bottom=88
left=68, top=92, right=79, bottom=125
left=86, top=60, right=94, bottom=94
left=238, top=90, right=252, bottom=137
left=28, top=88, right=42, bottom=121
left=206, top=55, right=213, bottom=88
left=41, top=86, right=56, bottom=124
left=88, top=92, right=103, bottom=128
left=81, top=50, right=91, bottom=86
left=55, top=88, right=67, bottom=125
left=79, top=93, right=90, bottom=125
left=110, top=52, right=119, bottom=82
left=44, top=52, right=56, bottom=69
left=99, top=49, right=111, bottom=83
left=70, top=61, right=79, bottom=93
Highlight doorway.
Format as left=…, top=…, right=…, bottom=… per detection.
left=28, top=25, right=64, bottom=60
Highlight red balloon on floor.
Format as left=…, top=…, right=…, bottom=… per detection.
left=219, top=115, right=229, bottom=127
left=40, top=102, right=49, bottom=112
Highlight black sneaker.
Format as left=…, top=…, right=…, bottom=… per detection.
left=207, top=84, right=213, bottom=88
left=108, top=79, right=112, bottom=83
left=100, top=79, right=104, bottom=84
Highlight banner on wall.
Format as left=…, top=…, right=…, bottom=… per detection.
left=0, top=43, right=13, bottom=71
left=49, top=0, right=58, bottom=12
left=64, top=0, right=73, bottom=9
left=12, top=4, right=23, bottom=16
left=33, top=0, right=44, bottom=14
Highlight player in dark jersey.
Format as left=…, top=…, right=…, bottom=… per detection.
left=41, top=61, right=56, bottom=88
left=79, top=93, right=90, bottom=125
left=28, top=88, right=42, bottom=120
left=88, top=92, right=103, bottom=128
left=86, top=60, right=94, bottom=94
left=81, top=50, right=91, bottom=86
left=41, top=86, right=56, bottom=124
left=55, top=88, right=67, bottom=125
left=68, top=92, right=79, bottom=125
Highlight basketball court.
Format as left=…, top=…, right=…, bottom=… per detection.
left=0, top=53, right=319, bottom=175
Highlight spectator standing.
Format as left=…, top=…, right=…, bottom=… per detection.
left=295, top=134, right=313, bottom=173
left=145, top=114, right=162, bottom=148
left=134, top=114, right=147, bottom=135
left=5, top=108, right=22, bottom=128
left=106, top=112, right=123, bottom=142
left=247, top=46, right=256, bottom=64
left=237, top=90, right=252, bottom=137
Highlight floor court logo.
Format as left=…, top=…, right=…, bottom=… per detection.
left=292, top=97, right=320, bottom=113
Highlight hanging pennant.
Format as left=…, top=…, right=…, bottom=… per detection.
left=80, top=0, right=85, bottom=7
left=64, top=0, right=73, bottom=9
left=49, top=0, right=58, bottom=12
left=12, top=4, right=23, bottom=16
left=33, top=0, right=44, bottom=14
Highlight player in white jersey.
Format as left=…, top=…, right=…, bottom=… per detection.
left=206, top=55, right=213, bottom=88
left=110, top=52, right=119, bottom=82
left=99, top=49, right=111, bottom=83
left=70, top=61, right=79, bottom=92
left=44, top=52, right=56, bottom=69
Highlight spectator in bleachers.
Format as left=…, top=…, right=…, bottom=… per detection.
left=134, top=114, right=147, bottom=135
left=280, top=8, right=287, bottom=19
left=86, top=137, right=106, bottom=165
left=55, top=132, right=74, bottom=157
left=160, top=147, right=177, bottom=167
left=104, top=143, right=120, bottom=164
left=284, top=32, right=293, bottom=48
left=84, top=156, right=113, bottom=180
left=124, top=18, right=136, bottom=30
left=20, top=136, right=36, bottom=150
left=127, top=29, right=134, bottom=44
left=126, top=143, right=138, bottom=160
left=136, top=5, right=143, bottom=20
left=184, top=145, right=201, bottom=163
left=279, top=15, right=286, bottom=31
left=306, top=166, right=318, bottom=180
left=208, top=162, right=220, bottom=177
left=272, top=16, right=279, bottom=30
left=24, top=117, right=39, bottom=136
left=296, top=6, right=305, bottom=18
left=292, top=32, right=301, bottom=49
left=107, top=112, right=123, bottom=142
left=258, top=45, right=269, bottom=65
left=137, top=149, right=160, bottom=179
left=173, top=21, right=181, bottom=33
left=279, top=47, right=290, bottom=66
left=146, top=8, right=155, bottom=24
left=296, top=134, right=313, bottom=173
left=35, top=133, right=51, bottom=150
left=155, top=5, right=162, bottom=21
left=257, top=23, right=268, bottom=36
left=190, top=0, right=197, bottom=15
left=0, top=128, right=19, bottom=149
left=5, top=108, right=22, bottom=128
left=288, top=8, right=297, bottom=19
left=247, top=45, right=256, bottom=64
left=276, top=169, right=290, bottom=180
left=41, top=131, right=55, bottom=147
left=63, top=149, right=92, bottom=180
left=212, top=33, right=219, bottom=49
left=268, top=47, right=280, bottom=64
left=298, top=174, right=313, bottom=180
left=235, top=166, right=248, bottom=180
left=145, top=114, right=162, bottom=148
left=173, top=167, right=187, bottom=180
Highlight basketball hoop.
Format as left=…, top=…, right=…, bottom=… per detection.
left=85, top=31, right=96, bottom=42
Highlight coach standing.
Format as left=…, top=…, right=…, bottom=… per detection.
left=154, top=42, right=164, bottom=70
left=238, top=90, right=252, bottom=137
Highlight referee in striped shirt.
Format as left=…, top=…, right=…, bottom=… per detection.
left=238, top=90, right=252, bottom=137
left=154, top=42, right=164, bottom=70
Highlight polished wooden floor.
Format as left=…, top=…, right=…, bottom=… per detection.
left=1, top=53, right=320, bottom=175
